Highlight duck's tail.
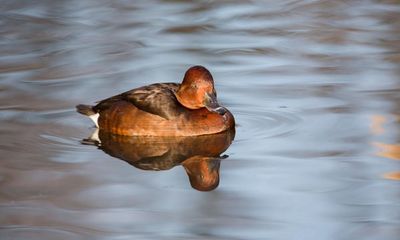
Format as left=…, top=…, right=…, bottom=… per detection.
left=76, top=104, right=96, bottom=116
left=76, top=104, right=99, bottom=128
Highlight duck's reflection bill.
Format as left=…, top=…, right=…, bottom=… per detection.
left=83, top=128, right=235, bottom=191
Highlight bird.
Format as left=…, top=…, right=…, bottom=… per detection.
left=76, top=65, right=235, bottom=136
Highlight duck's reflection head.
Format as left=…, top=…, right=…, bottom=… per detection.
left=182, top=156, right=221, bottom=191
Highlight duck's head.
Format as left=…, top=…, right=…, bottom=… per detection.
left=175, top=65, right=226, bottom=115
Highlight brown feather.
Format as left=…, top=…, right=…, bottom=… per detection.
left=76, top=104, right=95, bottom=116
left=93, top=83, right=182, bottom=120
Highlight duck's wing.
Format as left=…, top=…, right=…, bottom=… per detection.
left=93, top=83, right=182, bottom=120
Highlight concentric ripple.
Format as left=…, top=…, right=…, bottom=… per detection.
left=232, top=106, right=302, bottom=142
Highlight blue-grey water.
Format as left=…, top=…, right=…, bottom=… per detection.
left=1, top=1, right=400, bottom=239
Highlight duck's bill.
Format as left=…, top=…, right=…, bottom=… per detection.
left=206, top=105, right=227, bottom=115
left=205, top=93, right=227, bottom=115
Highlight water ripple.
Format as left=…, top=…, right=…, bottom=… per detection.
left=233, top=107, right=302, bottom=142
left=1, top=1, right=400, bottom=239
left=0, top=226, right=87, bottom=240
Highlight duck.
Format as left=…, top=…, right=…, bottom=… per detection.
left=76, top=66, right=235, bottom=136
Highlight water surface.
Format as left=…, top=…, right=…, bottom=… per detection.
left=1, top=1, right=400, bottom=239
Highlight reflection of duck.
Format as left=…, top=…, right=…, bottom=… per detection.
left=85, top=128, right=235, bottom=191
left=76, top=66, right=235, bottom=136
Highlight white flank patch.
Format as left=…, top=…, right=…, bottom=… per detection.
left=89, top=128, right=100, bottom=144
left=89, top=113, right=99, bottom=128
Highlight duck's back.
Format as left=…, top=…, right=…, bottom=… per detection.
left=94, top=83, right=182, bottom=120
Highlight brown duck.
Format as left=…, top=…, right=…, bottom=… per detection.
left=76, top=66, right=235, bottom=136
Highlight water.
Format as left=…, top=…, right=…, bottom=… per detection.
left=1, top=0, right=400, bottom=239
